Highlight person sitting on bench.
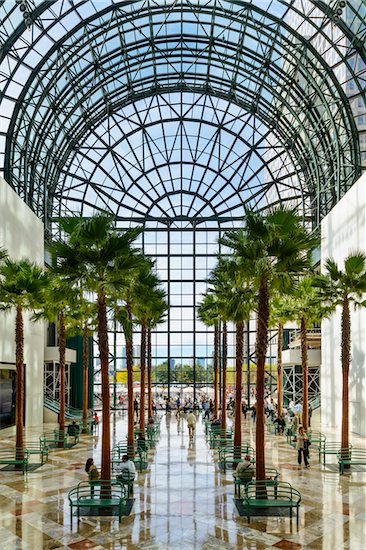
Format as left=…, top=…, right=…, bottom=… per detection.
left=116, top=455, right=136, bottom=495
left=234, top=455, right=254, bottom=481
left=67, top=421, right=80, bottom=437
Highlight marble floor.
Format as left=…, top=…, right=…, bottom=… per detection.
left=0, top=411, right=365, bottom=550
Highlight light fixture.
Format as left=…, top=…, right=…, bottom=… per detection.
left=15, top=0, right=33, bottom=29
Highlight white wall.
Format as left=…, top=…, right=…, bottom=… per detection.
left=321, top=172, right=366, bottom=436
left=0, top=177, right=44, bottom=427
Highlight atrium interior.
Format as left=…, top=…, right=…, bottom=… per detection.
left=0, top=1, right=365, bottom=549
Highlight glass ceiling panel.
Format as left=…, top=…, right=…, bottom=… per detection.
left=0, top=0, right=365, bottom=230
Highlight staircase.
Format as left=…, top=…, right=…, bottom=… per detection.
left=44, top=390, right=93, bottom=420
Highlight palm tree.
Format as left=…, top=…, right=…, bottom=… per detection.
left=214, top=258, right=253, bottom=455
left=220, top=207, right=316, bottom=481
left=134, top=265, right=162, bottom=432
left=114, top=303, right=135, bottom=453
left=207, top=260, right=234, bottom=432
left=197, top=293, right=221, bottom=418
left=0, top=259, right=48, bottom=457
left=284, top=277, right=329, bottom=430
left=51, top=216, right=143, bottom=480
left=66, top=296, right=97, bottom=433
left=313, top=253, right=366, bottom=455
left=35, top=279, right=80, bottom=445
left=226, top=284, right=253, bottom=456
left=270, top=294, right=296, bottom=419
left=146, top=290, right=168, bottom=418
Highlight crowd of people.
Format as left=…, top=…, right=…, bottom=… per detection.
left=86, top=393, right=313, bottom=493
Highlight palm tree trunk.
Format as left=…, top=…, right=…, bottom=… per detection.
left=82, top=322, right=89, bottom=434
left=341, top=296, right=350, bottom=466
left=15, top=306, right=24, bottom=462
left=255, top=278, right=269, bottom=482
left=97, top=289, right=111, bottom=480
left=147, top=328, right=153, bottom=418
left=221, top=321, right=227, bottom=432
left=234, top=320, right=244, bottom=459
left=214, top=322, right=219, bottom=418
left=277, top=322, right=283, bottom=418
left=301, top=316, right=309, bottom=431
left=126, top=303, right=135, bottom=457
left=58, top=311, right=66, bottom=447
left=139, top=322, right=147, bottom=432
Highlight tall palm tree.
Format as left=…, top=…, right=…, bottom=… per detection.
left=146, top=290, right=168, bottom=418
left=207, top=260, right=234, bottom=432
left=117, top=259, right=154, bottom=451
left=197, top=293, right=221, bottom=418
left=214, top=258, right=253, bottom=454
left=67, top=296, right=97, bottom=433
left=35, top=280, right=80, bottom=445
left=114, top=303, right=135, bottom=452
left=134, top=266, right=162, bottom=432
left=226, top=284, right=253, bottom=456
left=0, top=259, right=48, bottom=457
left=220, top=207, right=316, bottom=481
left=313, top=253, right=366, bottom=455
left=51, top=216, right=143, bottom=480
left=284, top=277, right=329, bottom=430
left=270, top=294, right=296, bottom=419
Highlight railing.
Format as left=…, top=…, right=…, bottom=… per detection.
left=44, top=390, right=93, bottom=419
left=308, top=394, right=321, bottom=411
left=288, top=327, right=321, bottom=348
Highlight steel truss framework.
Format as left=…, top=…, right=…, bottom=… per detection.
left=1, top=1, right=366, bottom=396
left=0, top=0, right=365, bottom=228
left=283, top=364, right=320, bottom=407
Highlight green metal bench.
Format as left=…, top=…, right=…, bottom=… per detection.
left=209, top=427, right=233, bottom=448
left=40, top=430, right=69, bottom=449
left=338, top=448, right=366, bottom=474
left=115, top=471, right=135, bottom=497
left=113, top=442, right=147, bottom=471
left=306, top=430, right=326, bottom=453
left=319, top=442, right=352, bottom=464
left=24, top=441, right=49, bottom=464
left=233, top=467, right=279, bottom=498
left=218, top=444, right=255, bottom=472
left=242, top=480, right=301, bottom=525
left=68, top=480, right=126, bottom=526
left=0, top=448, right=29, bottom=475
left=285, top=426, right=297, bottom=446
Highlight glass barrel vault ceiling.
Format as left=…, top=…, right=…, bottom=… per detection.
left=0, top=0, right=366, bottom=230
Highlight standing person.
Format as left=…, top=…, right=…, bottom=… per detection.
left=308, top=404, right=313, bottom=428
left=292, top=414, right=299, bottom=441
left=134, top=397, right=139, bottom=420
left=296, top=427, right=309, bottom=468
left=202, top=401, right=210, bottom=420
left=252, top=403, right=257, bottom=423
left=242, top=401, right=248, bottom=421
left=186, top=410, right=196, bottom=438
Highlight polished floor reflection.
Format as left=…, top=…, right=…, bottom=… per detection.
left=0, top=411, right=365, bottom=549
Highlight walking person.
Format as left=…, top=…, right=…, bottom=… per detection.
left=134, top=397, right=139, bottom=420
left=296, top=427, right=309, bottom=468
left=186, top=410, right=196, bottom=438
left=308, top=404, right=313, bottom=428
